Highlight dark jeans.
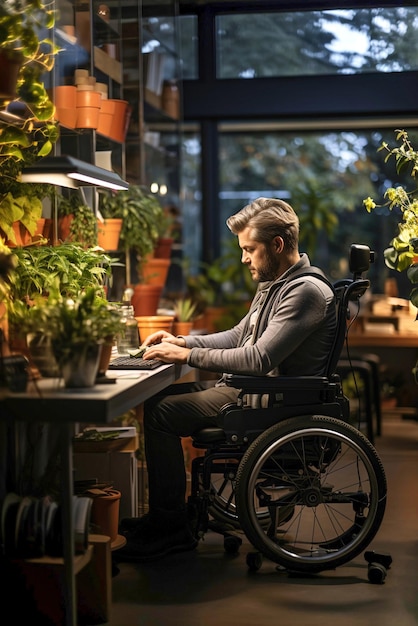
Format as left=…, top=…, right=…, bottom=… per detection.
left=143, top=380, right=240, bottom=512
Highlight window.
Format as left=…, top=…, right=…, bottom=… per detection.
left=216, top=7, right=418, bottom=78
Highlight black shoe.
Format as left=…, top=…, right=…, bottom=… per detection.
left=119, top=513, right=151, bottom=534
left=115, top=524, right=198, bottom=562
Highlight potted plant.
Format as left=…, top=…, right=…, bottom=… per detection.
left=18, top=284, right=121, bottom=387
left=56, top=191, right=98, bottom=249
left=364, top=129, right=418, bottom=308
left=363, top=129, right=418, bottom=384
left=6, top=242, right=116, bottom=302
left=99, top=185, right=165, bottom=277
left=5, top=241, right=119, bottom=365
left=0, top=0, right=59, bottom=241
left=99, top=185, right=166, bottom=315
left=0, top=181, right=52, bottom=246
left=95, top=191, right=123, bottom=251
left=172, top=296, right=198, bottom=336
left=0, top=0, right=57, bottom=109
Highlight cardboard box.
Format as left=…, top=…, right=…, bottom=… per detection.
left=73, top=451, right=138, bottom=520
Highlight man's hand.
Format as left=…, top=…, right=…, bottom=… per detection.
left=142, top=330, right=185, bottom=347
left=141, top=330, right=188, bottom=363
left=143, top=341, right=190, bottom=364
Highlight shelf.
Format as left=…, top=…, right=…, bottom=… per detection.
left=94, top=46, right=123, bottom=83
left=22, top=544, right=93, bottom=573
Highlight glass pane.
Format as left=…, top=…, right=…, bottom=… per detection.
left=181, top=131, right=202, bottom=273
left=181, top=126, right=418, bottom=298
left=179, top=15, right=198, bottom=80
left=217, top=127, right=418, bottom=296
left=217, top=7, right=418, bottom=78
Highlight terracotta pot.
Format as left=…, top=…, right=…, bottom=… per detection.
left=55, top=107, right=77, bottom=129
left=89, top=489, right=121, bottom=542
left=76, top=105, right=101, bottom=129
left=107, top=99, right=130, bottom=142
left=53, top=85, right=77, bottom=108
left=30, top=218, right=46, bottom=245
left=76, top=89, right=101, bottom=129
left=131, top=284, right=162, bottom=316
left=6, top=222, right=32, bottom=247
left=76, top=89, right=101, bottom=108
left=172, top=321, right=193, bottom=336
left=42, top=218, right=54, bottom=243
left=0, top=49, right=23, bottom=102
left=135, top=315, right=174, bottom=343
left=141, top=257, right=171, bottom=286
left=153, top=237, right=173, bottom=259
left=96, top=97, right=116, bottom=137
left=58, top=214, right=74, bottom=242
left=203, top=306, right=229, bottom=333
left=97, top=336, right=115, bottom=377
left=97, top=218, right=122, bottom=251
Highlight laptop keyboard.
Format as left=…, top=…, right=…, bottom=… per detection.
left=108, top=356, right=163, bottom=370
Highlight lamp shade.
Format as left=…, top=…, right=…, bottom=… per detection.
left=21, top=155, right=129, bottom=190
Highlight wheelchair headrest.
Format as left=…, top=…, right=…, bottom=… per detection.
left=349, top=244, right=374, bottom=280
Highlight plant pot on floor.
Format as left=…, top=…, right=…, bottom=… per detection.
left=87, top=488, right=121, bottom=543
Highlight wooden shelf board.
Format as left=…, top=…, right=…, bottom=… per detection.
left=23, top=544, right=93, bottom=574
left=94, top=46, right=123, bottom=83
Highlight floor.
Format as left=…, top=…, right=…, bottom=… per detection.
left=108, top=415, right=418, bottom=626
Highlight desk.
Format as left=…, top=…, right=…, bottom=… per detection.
left=2, top=363, right=191, bottom=626
left=347, top=332, right=418, bottom=349
left=345, top=330, right=418, bottom=409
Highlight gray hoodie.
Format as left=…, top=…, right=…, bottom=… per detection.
left=184, top=253, right=336, bottom=379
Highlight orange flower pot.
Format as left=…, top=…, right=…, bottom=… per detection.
left=141, top=257, right=171, bottom=286
left=53, top=85, right=77, bottom=108
left=97, top=218, right=122, bottom=251
left=107, top=99, right=131, bottom=142
left=76, top=89, right=101, bottom=129
left=55, top=107, right=77, bottom=129
left=97, top=97, right=116, bottom=137
left=135, top=315, right=174, bottom=343
left=131, top=284, right=162, bottom=316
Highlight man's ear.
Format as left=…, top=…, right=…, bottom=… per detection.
left=273, top=236, right=285, bottom=253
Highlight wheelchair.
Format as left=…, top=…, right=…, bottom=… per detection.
left=188, top=244, right=388, bottom=575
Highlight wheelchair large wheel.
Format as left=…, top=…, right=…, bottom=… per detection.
left=235, top=414, right=387, bottom=573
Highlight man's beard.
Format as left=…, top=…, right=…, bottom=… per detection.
left=256, top=248, right=281, bottom=282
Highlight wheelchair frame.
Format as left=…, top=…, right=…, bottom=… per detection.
left=188, top=244, right=388, bottom=575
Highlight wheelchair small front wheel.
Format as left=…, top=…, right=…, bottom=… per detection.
left=235, top=414, right=387, bottom=573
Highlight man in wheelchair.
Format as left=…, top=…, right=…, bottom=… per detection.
left=117, top=196, right=340, bottom=562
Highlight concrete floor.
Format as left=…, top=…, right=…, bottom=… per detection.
left=108, top=416, right=418, bottom=626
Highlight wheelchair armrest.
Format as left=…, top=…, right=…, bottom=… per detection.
left=224, top=373, right=330, bottom=392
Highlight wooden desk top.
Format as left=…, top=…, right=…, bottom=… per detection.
left=346, top=332, right=418, bottom=348
left=2, top=363, right=192, bottom=424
